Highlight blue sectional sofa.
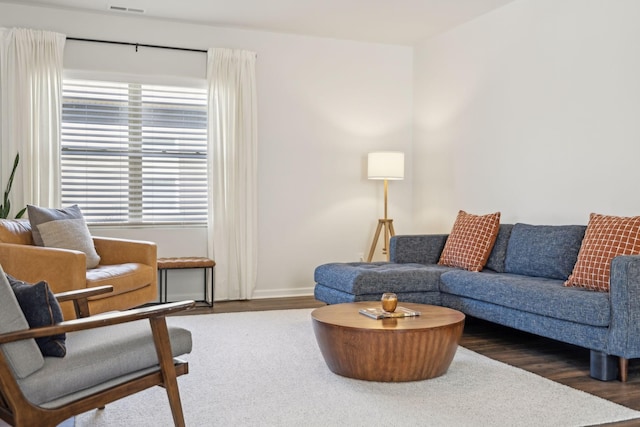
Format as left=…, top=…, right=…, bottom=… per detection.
left=314, top=223, right=640, bottom=381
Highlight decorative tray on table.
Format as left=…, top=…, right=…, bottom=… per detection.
left=358, top=306, right=421, bottom=320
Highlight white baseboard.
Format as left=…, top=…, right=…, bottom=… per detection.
left=250, top=287, right=315, bottom=300
left=159, top=268, right=315, bottom=301
left=164, top=286, right=315, bottom=302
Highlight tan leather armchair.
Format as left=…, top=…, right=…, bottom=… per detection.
left=0, top=219, right=157, bottom=319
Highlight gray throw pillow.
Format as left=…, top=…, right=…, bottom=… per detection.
left=0, top=265, right=44, bottom=378
left=27, top=204, right=100, bottom=269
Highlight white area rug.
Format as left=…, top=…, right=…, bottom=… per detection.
left=76, top=309, right=640, bottom=426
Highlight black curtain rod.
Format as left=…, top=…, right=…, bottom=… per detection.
left=67, top=37, right=207, bottom=53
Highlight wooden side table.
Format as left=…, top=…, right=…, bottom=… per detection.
left=157, top=257, right=216, bottom=306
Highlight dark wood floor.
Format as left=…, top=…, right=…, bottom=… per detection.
left=189, top=296, right=640, bottom=426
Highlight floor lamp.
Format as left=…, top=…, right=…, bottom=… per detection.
left=366, top=151, right=404, bottom=262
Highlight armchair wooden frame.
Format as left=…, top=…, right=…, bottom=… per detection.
left=0, top=286, right=195, bottom=427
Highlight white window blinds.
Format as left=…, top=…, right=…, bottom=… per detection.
left=61, top=79, right=208, bottom=225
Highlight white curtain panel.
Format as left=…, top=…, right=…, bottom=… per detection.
left=0, top=28, right=65, bottom=215
left=206, top=48, right=258, bottom=300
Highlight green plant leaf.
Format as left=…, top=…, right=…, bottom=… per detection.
left=1, top=153, right=26, bottom=219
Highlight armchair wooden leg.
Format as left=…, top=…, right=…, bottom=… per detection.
left=150, top=317, right=185, bottom=427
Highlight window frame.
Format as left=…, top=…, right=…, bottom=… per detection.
left=60, top=75, right=209, bottom=227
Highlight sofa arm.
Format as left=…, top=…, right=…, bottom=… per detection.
left=93, top=237, right=157, bottom=268
left=607, top=255, right=640, bottom=358
left=0, top=243, right=86, bottom=293
left=389, top=234, right=448, bottom=264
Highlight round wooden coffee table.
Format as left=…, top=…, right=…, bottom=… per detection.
left=311, top=302, right=465, bottom=382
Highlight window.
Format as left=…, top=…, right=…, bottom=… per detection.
left=61, top=79, right=208, bottom=226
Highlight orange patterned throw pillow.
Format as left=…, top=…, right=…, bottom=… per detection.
left=564, top=213, right=640, bottom=292
left=438, top=210, right=501, bottom=272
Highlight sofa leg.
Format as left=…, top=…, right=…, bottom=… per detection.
left=619, top=357, right=628, bottom=382
left=589, top=350, right=618, bottom=381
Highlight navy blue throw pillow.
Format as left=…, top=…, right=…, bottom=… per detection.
left=6, top=274, right=66, bottom=357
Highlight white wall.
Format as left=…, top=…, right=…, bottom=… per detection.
left=1, top=3, right=413, bottom=299
left=7, top=0, right=639, bottom=299
left=413, top=0, right=640, bottom=232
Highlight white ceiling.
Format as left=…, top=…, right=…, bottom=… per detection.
left=8, top=0, right=517, bottom=45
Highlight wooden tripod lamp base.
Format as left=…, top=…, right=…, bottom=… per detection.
left=366, top=218, right=395, bottom=262
left=366, top=151, right=404, bottom=262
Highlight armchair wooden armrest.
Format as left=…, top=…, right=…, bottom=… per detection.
left=55, top=285, right=114, bottom=318
left=0, top=300, right=195, bottom=344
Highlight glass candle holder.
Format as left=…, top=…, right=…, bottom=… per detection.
left=381, top=293, right=398, bottom=313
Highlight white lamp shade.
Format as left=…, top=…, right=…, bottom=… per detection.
left=367, top=152, right=404, bottom=180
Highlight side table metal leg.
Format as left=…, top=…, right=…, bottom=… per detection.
left=203, top=268, right=207, bottom=305
left=164, top=269, right=168, bottom=303
left=158, top=269, right=164, bottom=304
left=209, top=266, right=215, bottom=307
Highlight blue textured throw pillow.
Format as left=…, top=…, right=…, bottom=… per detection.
left=6, top=274, right=66, bottom=357
left=504, top=223, right=586, bottom=280
left=485, top=224, right=514, bottom=273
